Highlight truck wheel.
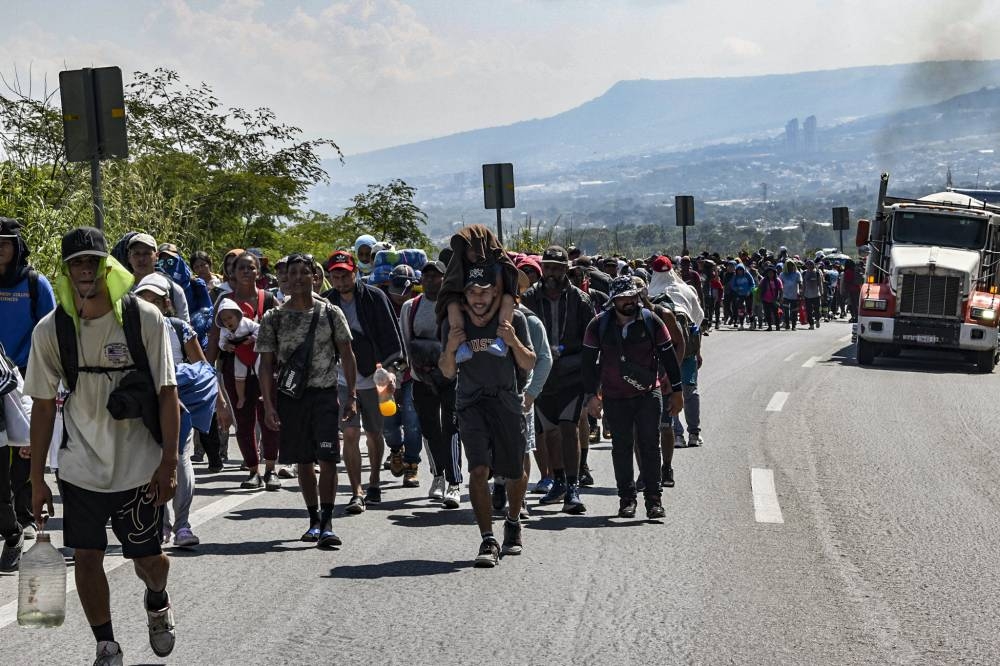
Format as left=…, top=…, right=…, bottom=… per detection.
left=856, top=338, right=875, bottom=366
left=975, top=349, right=996, bottom=374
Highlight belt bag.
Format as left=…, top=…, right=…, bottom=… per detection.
left=276, top=304, right=321, bottom=400
left=618, top=357, right=657, bottom=393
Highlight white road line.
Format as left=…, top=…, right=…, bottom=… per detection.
left=783, top=353, right=798, bottom=362
left=802, top=356, right=822, bottom=368
left=0, top=490, right=259, bottom=630
left=765, top=392, right=789, bottom=412
left=751, top=468, right=785, bottom=524
left=839, top=334, right=853, bottom=343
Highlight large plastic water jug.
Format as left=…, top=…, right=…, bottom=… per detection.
left=17, top=533, right=66, bottom=628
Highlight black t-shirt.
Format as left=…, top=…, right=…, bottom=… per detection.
left=441, top=309, right=532, bottom=414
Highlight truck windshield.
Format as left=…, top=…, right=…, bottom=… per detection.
left=893, top=212, right=988, bottom=249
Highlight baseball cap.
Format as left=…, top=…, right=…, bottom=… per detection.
left=601, top=256, right=618, bottom=266
left=464, top=262, right=496, bottom=290
left=389, top=264, right=417, bottom=295
left=421, top=260, right=446, bottom=275
left=128, top=233, right=157, bottom=251
left=608, top=275, right=640, bottom=300
left=134, top=273, right=172, bottom=298
left=62, top=226, right=109, bottom=262
left=651, top=256, right=673, bottom=273
left=541, top=245, right=569, bottom=266
left=516, top=255, right=542, bottom=276
left=0, top=217, right=21, bottom=238
left=325, top=251, right=356, bottom=272
left=157, top=242, right=180, bottom=257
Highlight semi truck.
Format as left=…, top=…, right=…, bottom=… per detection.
left=855, top=173, right=1000, bottom=372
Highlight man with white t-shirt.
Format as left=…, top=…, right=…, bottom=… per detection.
left=26, top=227, right=181, bottom=666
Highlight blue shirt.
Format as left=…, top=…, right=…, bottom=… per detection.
left=0, top=272, right=55, bottom=370
left=781, top=271, right=802, bottom=300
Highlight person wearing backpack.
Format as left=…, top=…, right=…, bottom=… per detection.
left=0, top=217, right=56, bottom=567
left=581, top=276, right=683, bottom=520
left=258, top=253, right=357, bottom=549
left=26, top=227, right=181, bottom=665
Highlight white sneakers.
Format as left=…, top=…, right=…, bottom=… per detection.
left=442, top=484, right=462, bottom=509
left=428, top=475, right=446, bottom=501
left=94, top=641, right=123, bottom=666
left=173, top=528, right=200, bottom=547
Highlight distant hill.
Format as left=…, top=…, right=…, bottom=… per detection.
left=326, top=60, right=1000, bottom=186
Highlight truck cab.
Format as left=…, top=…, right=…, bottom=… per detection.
left=856, top=179, right=1000, bottom=372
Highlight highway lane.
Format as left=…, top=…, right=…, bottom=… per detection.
left=1, top=317, right=999, bottom=664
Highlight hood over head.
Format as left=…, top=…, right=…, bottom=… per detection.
left=0, top=217, right=31, bottom=288
left=214, top=297, right=244, bottom=328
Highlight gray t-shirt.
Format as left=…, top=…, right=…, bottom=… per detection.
left=256, top=299, right=352, bottom=389
left=441, top=309, right=532, bottom=414
left=336, top=298, right=375, bottom=390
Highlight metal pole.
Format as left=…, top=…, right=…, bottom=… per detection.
left=496, top=208, right=503, bottom=246
left=839, top=229, right=844, bottom=254
left=90, top=157, right=104, bottom=230
left=682, top=225, right=688, bottom=256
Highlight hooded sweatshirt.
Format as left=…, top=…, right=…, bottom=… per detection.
left=0, top=222, right=56, bottom=369
left=728, top=265, right=756, bottom=297
left=215, top=298, right=259, bottom=369
left=354, top=234, right=378, bottom=276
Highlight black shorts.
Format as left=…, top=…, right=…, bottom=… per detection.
left=535, top=388, right=585, bottom=432
left=61, top=481, right=163, bottom=560
left=458, top=402, right=526, bottom=480
left=277, top=387, right=342, bottom=465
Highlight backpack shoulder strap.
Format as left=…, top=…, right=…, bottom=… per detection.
left=121, top=294, right=151, bottom=373
left=27, top=268, right=39, bottom=322
left=407, top=294, right=422, bottom=338
left=54, top=306, right=78, bottom=392
left=168, top=317, right=189, bottom=363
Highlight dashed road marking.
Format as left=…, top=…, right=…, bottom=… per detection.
left=751, top=468, right=785, bottom=524
left=765, top=392, right=789, bottom=412
left=0, top=489, right=260, bottom=630
left=802, top=356, right=822, bottom=368
left=783, top=353, right=798, bottom=362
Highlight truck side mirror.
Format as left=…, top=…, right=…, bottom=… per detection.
left=856, top=219, right=870, bottom=247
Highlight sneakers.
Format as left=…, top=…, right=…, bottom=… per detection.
left=688, top=435, right=703, bottom=447
left=588, top=426, right=600, bottom=443
left=474, top=538, right=500, bottom=568
left=318, top=529, right=342, bottom=549
left=673, top=435, right=687, bottom=448
left=402, top=462, right=419, bottom=488
left=455, top=342, right=474, bottom=364
left=442, top=484, right=461, bottom=509
left=485, top=337, right=508, bottom=357
left=539, top=479, right=567, bottom=505
left=501, top=519, right=523, bottom=556
left=173, top=528, right=200, bottom=548
left=618, top=497, right=637, bottom=519
left=646, top=499, right=666, bottom=520
left=0, top=533, right=23, bottom=572
left=389, top=449, right=405, bottom=477
left=345, top=495, right=366, bottom=515
left=144, top=590, right=176, bottom=658
left=277, top=465, right=295, bottom=479
left=301, top=525, right=321, bottom=542
left=579, top=464, right=595, bottom=487
left=382, top=451, right=393, bottom=471
left=428, top=475, right=446, bottom=501
left=662, top=466, right=675, bottom=488
left=531, top=476, right=554, bottom=495
left=94, top=641, right=124, bottom=666
left=240, top=472, right=263, bottom=490
left=207, top=463, right=225, bottom=473
left=562, top=485, right=586, bottom=514
left=364, top=485, right=382, bottom=505
left=519, top=500, right=531, bottom=521
left=22, top=523, right=37, bottom=540
left=263, top=471, right=282, bottom=491
left=491, top=482, right=507, bottom=514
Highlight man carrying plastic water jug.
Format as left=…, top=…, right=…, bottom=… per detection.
left=25, top=227, right=181, bottom=666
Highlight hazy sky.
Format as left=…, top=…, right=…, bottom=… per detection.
left=3, top=0, right=1000, bottom=156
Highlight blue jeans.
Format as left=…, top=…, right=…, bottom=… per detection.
left=384, top=381, right=422, bottom=463
left=671, top=357, right=701, bottom=438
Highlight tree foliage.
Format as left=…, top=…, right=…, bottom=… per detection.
left=344, top=179, right=430, bottom=250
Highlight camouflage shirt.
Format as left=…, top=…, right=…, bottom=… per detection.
left=256, top=298, right=352, bottom=389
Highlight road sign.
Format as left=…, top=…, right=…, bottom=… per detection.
left=832, top=207, right=850, bottom=230
left=675, top=195, right=695, bottom=255
left=59, top=67, right=127, bottom=162
left=483, top=163, right=515, bottom=244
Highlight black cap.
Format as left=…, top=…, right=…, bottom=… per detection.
left=541, top=245, right=569, bottom=266
left=0, top=217, right=22, bottom=238
left=422, top=260, right=446, bottom=275
left=62, top=226, right=108, bottom=262
left=464, top=262, right=496, bottom=289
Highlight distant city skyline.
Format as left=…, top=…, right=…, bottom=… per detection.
left=2, top=0, right=999, bottom=156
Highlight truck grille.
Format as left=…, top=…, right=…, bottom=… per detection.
left=898, top=273, right=962, bottom=318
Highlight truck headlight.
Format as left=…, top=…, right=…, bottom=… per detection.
left=863, top=299, right=887, bottom=311
left=971, top=307, right=996, bottom=321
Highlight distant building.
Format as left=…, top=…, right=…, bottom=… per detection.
left=785, top=118, right=799, bottom=153
left=803, top=115, right=818, bottom=153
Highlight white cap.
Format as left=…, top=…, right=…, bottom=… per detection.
left=134, top=273, right=172, bottom=298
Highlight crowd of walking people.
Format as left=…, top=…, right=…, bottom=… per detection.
left=0, top=219, right=864, bottom=664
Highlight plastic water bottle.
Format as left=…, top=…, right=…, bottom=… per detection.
left=373, top=366, right=397, bottom=417
left=17, top=533, right=66, bottom=628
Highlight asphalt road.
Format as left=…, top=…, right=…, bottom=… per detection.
left=2, top=316, right=999, bottom=665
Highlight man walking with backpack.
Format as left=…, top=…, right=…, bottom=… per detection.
left=26, top=227, right=181, bottom=666
left=583, top=276, right=683, bottom=520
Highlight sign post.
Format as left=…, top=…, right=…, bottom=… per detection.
left=59, top=66, right=128, bottom=229
left=675, top=195, right=695, bottom=255
left=832, top=207, right=851, bottom=253
left=483, top=163, right=515, bottom=245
